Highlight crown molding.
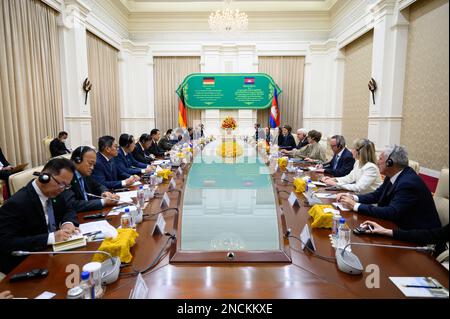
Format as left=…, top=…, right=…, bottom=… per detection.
left=41, top=0, right=64, bottom=12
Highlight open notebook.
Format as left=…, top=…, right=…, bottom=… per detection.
left=52, top=233, right=86, bottom=252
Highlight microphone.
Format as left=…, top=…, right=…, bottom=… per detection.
left=11, top=250, right=121, bottom=285
left=336, top=242, right=435, bottom=275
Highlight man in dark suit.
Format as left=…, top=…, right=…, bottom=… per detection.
left=50, top=131, right=71, bottom=157
left=0, top=147, right=13, bottom=195
left=148, top=129, right=166, bottom=157
left=60, top=146, right=120, bottom=213
left=133, top=133, right=154, bottom=164
left=91, top=136, right=139, bottom=190
left=0, top=158, right=79, bottom=274
left=115, top=134, right=153, bottom=177
left=316, top=135, right=354, bottom=177
left=337, top=145, right=441, bottom=230
left=295, top=128, right=309, bottom=149
left=158, top=129, right=174, bottom=151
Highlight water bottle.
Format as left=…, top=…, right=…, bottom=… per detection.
left=337, top=218, right=351, bottom=250
left=79, top=271, right=93, bottom=299
left=137, top=185, right=145, bottom=207
left=332, top=213, right=341, bottom=238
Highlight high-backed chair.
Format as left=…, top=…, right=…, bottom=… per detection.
left=325, top=136, right=333, bottom=161
left=8, top=165, right=44, bottom=195
left=42, top=136, right=53, bottom=160
left=434, top=168, right=449, bottom=227
left=408, top=160, right=420, bottom=174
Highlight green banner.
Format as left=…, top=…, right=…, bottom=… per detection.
left=176, top=73, right=281, bottom=109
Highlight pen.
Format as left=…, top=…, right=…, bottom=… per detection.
left=404, top=285, right=443, bottom=289
left=83, top=231, right=102, bottom=237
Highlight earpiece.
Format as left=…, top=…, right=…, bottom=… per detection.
left=385, top=145, right=397, bottom=167
left=33, top=171, right=51, bottom=184
left=73, top=146, right=84, bottom=164
left=356, top=139, right=370, bottom=154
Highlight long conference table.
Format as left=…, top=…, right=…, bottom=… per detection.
left=0, top=140, right=448, bottom=299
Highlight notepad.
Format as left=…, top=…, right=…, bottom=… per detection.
left=332, top=202, right=350, bottom=211
left=389, top=277, right=449, bottom=298
left=311, top=181, right=327, bottom=187
left=52, top=233, right=86, bottom=252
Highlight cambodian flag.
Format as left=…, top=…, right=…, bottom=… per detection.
left=269, top=88, right=280, bottom=128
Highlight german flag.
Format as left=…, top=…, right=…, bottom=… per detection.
left=178, top=89, right=187, bottom=128
left=203, top=77, right=215, bottom=86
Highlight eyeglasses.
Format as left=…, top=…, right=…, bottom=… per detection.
left=51, top=175, right=71, bottom=190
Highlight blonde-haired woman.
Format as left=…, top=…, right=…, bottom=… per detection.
left=321, top=138, right=382, bottom=194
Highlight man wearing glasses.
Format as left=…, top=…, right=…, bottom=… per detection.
left=0, top=158, right=79, bottom=274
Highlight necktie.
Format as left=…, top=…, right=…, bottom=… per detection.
left=78, top=176, right=88, bottom=201
left=46, top=198, right=56, bottom=232
left=333, top=155, right=340, bottom=170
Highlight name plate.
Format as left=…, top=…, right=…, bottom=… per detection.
left=168, top=178, right=177, bottom=190
left=160, top=192, right=170, bottom=208
left=152, top=213, right=166, bottom=236
left=177, top=167, right=183, bottom=176
left=288, top=191, right=300, bottom=207
left=300, top=224, right=316, bottom=251
left=129, top=273, right=149, bottom=299
left=281, top=173, right=288, bottom=182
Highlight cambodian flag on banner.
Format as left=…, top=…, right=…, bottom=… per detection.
left=269, top=87, right=280, bottom=128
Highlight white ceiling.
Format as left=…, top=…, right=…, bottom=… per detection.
left=117, top=0, right=339, bottom=12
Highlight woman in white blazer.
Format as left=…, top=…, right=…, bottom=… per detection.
left=321, top=138, right=382, bottom=194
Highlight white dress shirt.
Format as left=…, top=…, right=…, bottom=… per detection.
left=32, top=180, right=73, bottom=245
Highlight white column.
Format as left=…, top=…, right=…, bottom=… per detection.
left=119, top=41, right=155, bottom=137
left=303, top=41, right=344, bottom=142
left=58, top=0, right=93, bottom=148
left=367, top=0, right=409, bottom=149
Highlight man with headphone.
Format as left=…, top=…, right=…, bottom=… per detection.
left=60, top=146, right=120, bottom=213
left=116, top=134, right=154, bottom=177
left=316, top=135, right=354, bottom=177
left=337, top=145, right=441, bottom=230
left=0, top=158, right=79, bottom=274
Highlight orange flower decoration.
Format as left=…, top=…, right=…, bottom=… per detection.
left=221, top=116, right=237, bottom=130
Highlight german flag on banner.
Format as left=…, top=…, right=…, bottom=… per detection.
left=178, top=89, right=187, bottom=128
left=203, top=77, right=215, bottom=86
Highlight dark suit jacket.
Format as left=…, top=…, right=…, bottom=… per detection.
left=115, top=148, right=146, bottom=176
left=148, top=140, right=165, bottom=157
left=50, top=138, right=70, bottom=157
left=60, top=173, right=108, bottom=213
left=0, top=147, right=12, bottom=181
left=277, top=134, right=297, bottom=150
left=357, top=167, right=442, bottom=230
left=393, top=224, right=449, bottom=256
left=91, top=153, right=129, bottom=190
left=297, top=138, right=309, bottom=149
left=158, top=136, right=173, bottom=151
left=0, top=181, right=78, bottom=273
left=323, top=148, right=355, bottom=177
left=132, top=143, right=153, bottom=164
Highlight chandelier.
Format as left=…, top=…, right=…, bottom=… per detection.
left=209, top=0, right=248, bottom=32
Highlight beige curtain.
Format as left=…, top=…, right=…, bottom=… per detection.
left=0, top=0, right=63, bottom=167
left=153, top=57, right=201, bottom=133
left=86, top=31, right=121, bottom=142
left=257, top=56, right=305, bottom=130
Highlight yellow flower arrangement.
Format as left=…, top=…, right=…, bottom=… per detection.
left=221, top=116, right=237, bottom=130
left=216, top=141, right=244, bottom=158
left=156, top=169, right=173, bottom=180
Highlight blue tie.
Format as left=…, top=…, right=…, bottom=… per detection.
left=46, top=198, right=56, bottom=232
left=78, top=176, right=88, bottom=200
left=333, top=155, right=340, bottom=170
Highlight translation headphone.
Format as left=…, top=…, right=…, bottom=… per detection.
left=33, top=171, right=51, bottom=184
left=123, top=134, right=134, bottom=148
left=356, top=139, right=371, bottom=154
left=385, top=145, right=397, bottom=167
left=73, top=146, right=84, bottom=164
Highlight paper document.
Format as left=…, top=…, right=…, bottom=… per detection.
left=117, top=190, right=138, bottom=203
left=131, top=181, right=142, bottom=186
left=389, top=277, right=449, bottom=298
left=153, top=160, right=169, bottom=165
left=332, top=202, right=350, bottom=211
left=315, top=193, right=337, bottom=199
left=311, top=181, right=327, bottom=186
left=79, top=220, right=118, bottom=239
